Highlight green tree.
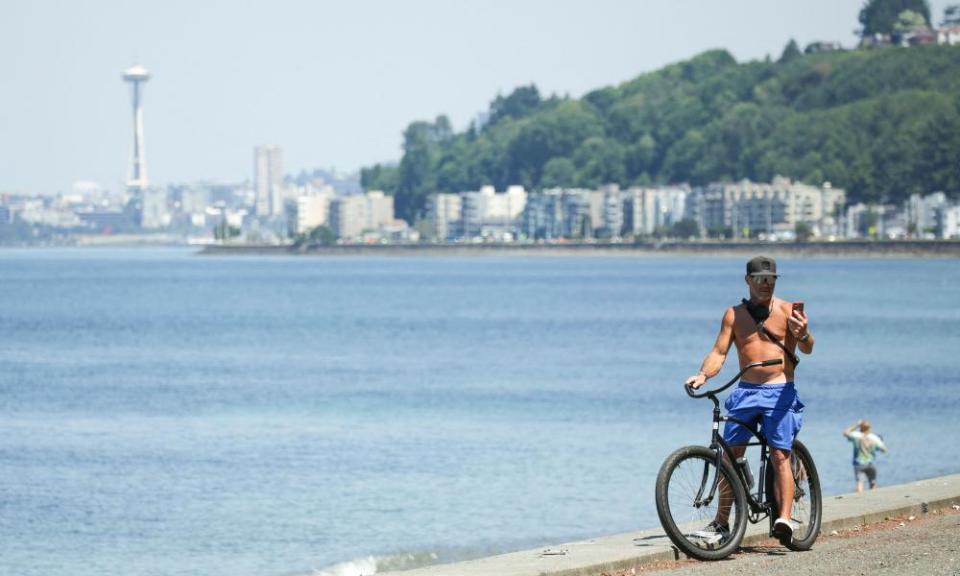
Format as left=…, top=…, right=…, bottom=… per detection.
left=362, top=43, right=960, bottom=215
left=859, top=0, right=931, bottom=35
left=395, top=116, right=452, bottom=221
left=625, top=134, right=657, bottom=181
left=214, top=219, right=240, bottom=241
left=583, top=86, right=619, bottom=114
left=309, top=225, right=336, bottom=246
left=915, top=112, right=960, bottom=197
left=360, top=163, right=399, bottom=193
left=794, top=222, right=814, bottom=242
left=573, top=137, right=626, bottom=188
left=507, top=100, right=603, bottom=187
left=671, top=218, right=700, bottom=239
left=540, top=157, right=576, bottom=189
left=489, top=85, right=542, bottom=125
left=779, top=39, right=802, bottom=63
left=893, top=9, right=930, bottom=32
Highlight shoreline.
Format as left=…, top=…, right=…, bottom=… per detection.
left=200, top=240, right=960, bottom=258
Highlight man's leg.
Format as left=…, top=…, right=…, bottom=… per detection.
left=715, top=446, right=745, bottom=526
left=770, top=447, right=794, bottom=522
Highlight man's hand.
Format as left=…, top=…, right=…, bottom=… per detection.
left=787, top=309, right=809, bottom=339
left=685, top=372, right=707, bottom=389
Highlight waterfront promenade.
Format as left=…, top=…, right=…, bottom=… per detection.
left=379, top=473, right=960, bottom=576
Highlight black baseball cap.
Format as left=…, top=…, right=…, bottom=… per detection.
left=746, top=256, right=778, bottom=277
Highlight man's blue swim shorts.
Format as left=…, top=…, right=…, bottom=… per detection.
left=723, top=382, right=804, bottom=450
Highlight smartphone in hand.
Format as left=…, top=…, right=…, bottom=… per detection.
left=792, top=301, right=805, bottom=314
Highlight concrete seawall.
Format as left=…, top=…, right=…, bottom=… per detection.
left=379, top=473, right=960, bottom=576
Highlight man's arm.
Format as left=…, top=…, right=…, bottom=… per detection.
left=843, top=420, right=862, bottom=439
left=788, top=307, right=814, bottom=354
left=875, top=435, right=888, bottom=453
left=685, top=308, right=735, bottom=389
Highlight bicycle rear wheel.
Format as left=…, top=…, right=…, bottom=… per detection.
left=765, top=439, right=822, bottom=550
left=655, top=445, right=748, bottom=560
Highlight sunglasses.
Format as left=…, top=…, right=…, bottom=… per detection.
left=749, top=275, right=778, bottom=285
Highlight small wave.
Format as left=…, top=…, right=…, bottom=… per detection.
left=306, top=551, right=439, bottom=576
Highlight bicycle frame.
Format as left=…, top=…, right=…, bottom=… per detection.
left=686, top=359, right=784, bottom=522
left=710, top=399, right=775, bottom=520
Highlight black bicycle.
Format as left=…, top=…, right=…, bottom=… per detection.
left=654, top=359, right=822, bottom=560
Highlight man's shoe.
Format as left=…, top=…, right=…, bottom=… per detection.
left=773, top=518, right=794, bottom=545
left=692, top=520, right=730, bottom=545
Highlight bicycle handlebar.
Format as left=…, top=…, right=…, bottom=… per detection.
left=684, top=359, right=784, bottom=398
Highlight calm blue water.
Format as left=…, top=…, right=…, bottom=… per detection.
left=1, top=248, right=958, bottom=576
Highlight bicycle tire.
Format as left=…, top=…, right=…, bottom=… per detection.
left=655, top=445, right=748, bottom=560
left=765, top=439, right=822, bottom=551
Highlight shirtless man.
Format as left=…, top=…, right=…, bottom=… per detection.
left=685, top=256, right=814, bottom=545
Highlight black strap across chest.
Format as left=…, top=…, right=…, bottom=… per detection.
left=740, top=298, right=800, bottom=367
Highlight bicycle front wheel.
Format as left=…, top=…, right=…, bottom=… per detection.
left=766, top=439, right=822, bottom=550
left=655, top=445, right=748, bottom=560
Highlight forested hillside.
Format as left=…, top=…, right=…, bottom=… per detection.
left=361, top=45, right=960, bottom=222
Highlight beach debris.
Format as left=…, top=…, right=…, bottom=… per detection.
left=830, top=530, right=839, bottom=536
left=952, top=504, right=959, bottom=510
left=541, top=548, right=568, bottom=557
left=898, top=522, right=905, bottom=527
left=908, top=515, right=916, bottom=521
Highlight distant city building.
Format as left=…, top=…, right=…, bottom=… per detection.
left=181, top=186, right=210, bottom=217
left=72, top=181, right=107, bottom=205
left=600, top=185, right=624, bottom=238
left=331, top=195, right=368, bottom=240
left=329, top=190, right=395, bottom=241
left=905, top=192, right=947, bottom=237
left=291, top=190, right=334, bottom=235
left=938, top=25, right=960, bottom=45
left=379, top=219, right=417, bottom=243
left=580, top=185, right=626, bottom=238
left=804, top=41, right=844, bottom=53
left=427, top=193, right=463, bottom=241
left=623, top=185, right=690, bottom=236
left=561, top=189, right=593, bottom=238
left=521, top=189, right=565, bottom=240
left=254, top=145, right=284, bottom=218
left=689, top=177, right=845, bottom=239
left=76, top=209, right=131, bottom=232
left=937, top=205, right=960, bottom=238
left=366, top=190, right=394, bottom=231
left=845, top=203, right=899, bottom=238
left=462, top=185, right=526, bottom=240
left=140, top=187, right=168, bottom=229
left=896, top=26, right=937, bottom=46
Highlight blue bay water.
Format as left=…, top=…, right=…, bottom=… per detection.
left=1, top=248, right=958, bottom=576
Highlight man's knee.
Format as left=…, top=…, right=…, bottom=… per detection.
left=770, top=448, right=791, bottom=465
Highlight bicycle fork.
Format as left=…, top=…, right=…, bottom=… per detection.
left=694, top=402, right=726, bottom=509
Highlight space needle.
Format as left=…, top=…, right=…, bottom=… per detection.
left=123, top=64, right=150, bottom=192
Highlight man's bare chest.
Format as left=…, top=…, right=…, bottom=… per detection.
left=733, top=307, right=788, bottom=345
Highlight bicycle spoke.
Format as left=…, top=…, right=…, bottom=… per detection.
left=665, top=455, right=739, bottom=551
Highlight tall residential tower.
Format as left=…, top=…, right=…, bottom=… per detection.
left=254, top=145, right=284, bottom=217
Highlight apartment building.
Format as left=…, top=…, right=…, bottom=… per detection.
left=688, top=177, right=845, bottom=239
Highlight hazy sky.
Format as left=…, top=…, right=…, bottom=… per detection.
left=1, top=0, right=952, bottom=195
